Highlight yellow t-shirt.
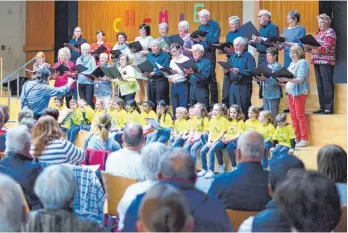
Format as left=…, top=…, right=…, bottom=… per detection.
left=109, top=109, right=128, bottom=129
left=92, top=109, right=107, bottom=124
left=258, top=123, right=276, bottom=140
left=190, top=117, right=209, bottom=133
left=62, top=108, right=84, bottom=128
left=273, top=124, right=296, bottom=148
left=245, top=119, right=260, bottom=131
left=208, top=116, right=228, bottom=141
left=173, top=118, right=188, bottom=133
left=224, top=120, right=245, bottom=140
left=82, top=106, right=95, bottom=124
left=126, top=110, right=146, bottom=126
left=159, top=113, right=173, bottom=128
left=141, top=110, right=157, bottom=120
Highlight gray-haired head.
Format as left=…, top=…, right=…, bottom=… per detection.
left=34, top=165, right=77, bottom=209
left=237, top=131, right=265, bottom=162
left=158, top=22, right=169, bottom=30
left=199, top=9, right=210, bottom=17
left=150, top=39, right=162, bottom=47
left=229, top=16, right=240, bottom=24
left=124, top=123, right=143, bottom=147
left=141, top=142, right=168, bottom=181
left=18, top=109, right=34, bottom=123
left=5, top=125, right=31, bottom=155
left=178, top=20, right=189, bottom=31
left=259, top=9, right=272, bottom=18
left=0, top=108, right=4, bottom=127
left=0, top=174, right=24, bottom=232
left=158, top=148, right=196, bottom=183
left=192, top=44, right=204, bottom=53
left=33, top=68, right=50, bottom=84
left=19, top=118, right=36, bottom=132
left=233, top=36, right=248, bottom=46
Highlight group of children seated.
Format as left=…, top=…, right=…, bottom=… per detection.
left=53, top=97, right=296, bottom=179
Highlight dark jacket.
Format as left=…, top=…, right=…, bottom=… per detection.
left=0, top=152, right=43, bottom=210
left=122, top=179, right=233, bottom=232
left=252, top=200, right=291, bottom=232
left=208, top=162, right=271, bottom=211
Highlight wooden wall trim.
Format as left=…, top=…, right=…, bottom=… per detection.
left=23, top=44, right=54, bottom=52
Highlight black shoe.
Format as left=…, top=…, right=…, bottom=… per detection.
left=313, top=109, right=324, bottom=114
left=258, top=106, right=264, bottom=111
left=283, top=109, right=290, bottom=113
left=323, top=110, right=334, bottom=114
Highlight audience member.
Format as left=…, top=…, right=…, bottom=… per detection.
left=0, top=174, right=26, bottom=232
left=19, top=117, right=36, bottom=133
left=43, top=107, right=60, bottom=121
left=274, top=170, right=341, bottom=232
left=0, top=109, right=6, bottom=152
left=117, top=142, right=167, bottom=230
left=105, top=123, right=145, bottom=181
left=23, top=165, right=104, bottom=232
left=0, top=125, right=42, bottom=210
left=122, top=148, right=233, bottom=232
left=317, top=144, right=347, bottom=206
left=0, top=104, right=9, bottom=126
left=30, top=116, right=84, bottom=165
left=238, top=154, right=305, bottom=232
left=136, top=183, right=194, bottom=232
left=18, top=108, right=34, bottom=123
left=208, top=131, right=271, bottom=210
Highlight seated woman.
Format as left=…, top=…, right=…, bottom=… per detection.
left=23, top=165, right=104, bottom=232
left=30, top=115, right=84, bottom=165
left=317, top=144, right=347, bottom=206
left=112, top=54, right=139, bottom=102
left=84, top=113, right=120, bottom=152
left=32, top=52, right=50, bottom=74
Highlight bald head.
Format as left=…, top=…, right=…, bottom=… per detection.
left=158, top=149, right=196, bottom=183
left=124, top=123, right=143, bottom=147
left=237, top=131, right=265, bottom=162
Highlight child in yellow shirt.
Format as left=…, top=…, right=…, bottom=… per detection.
left=213, top=104, right=245, bottom=173
left=198, top=104, right=228, bottom=179
left=147, top=100, right=173, bottom=144
left=63, top=99, right=85, bottom=143
left=125, top=100, right=146, bottom=126
left=258, top=110, right=276, bottom=169
left=108, top=98, right=128, bottom=130
left=245, top=106, right=260, bottom=131
left=92, top=99, right=107, bottom=126
left=183, top=103, right=209, bottom=164
left=271, top=113, right=296, bottom=158
left=141, top=100, right=157, bottom=120
left=181, top=106, right=195, bottom=142
left=169, top=107, right=188, bottom=147
left=53, top=97, right=71, bottom=125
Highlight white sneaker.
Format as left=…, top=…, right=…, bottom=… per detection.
left=219, top=163, right=226, bottom=174
left=197, top=170, right=207, bottom=177
left=296, top=140, right=309, bottom=147
left=204, top=170, right=215, bottom=179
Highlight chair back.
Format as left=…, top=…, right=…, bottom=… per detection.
left=101, top=172, right=137, bottom=216
left=335, top=206, right=347, bottom=232
left=74, top=130, right=89, bottom=149
left=82, top=148, right=111, bottom=171
left=226, top=209, right=258, bottom=230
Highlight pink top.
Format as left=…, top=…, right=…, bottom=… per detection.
left=311, top=28, right=336, bottom=66
left=52, top=60, right=76, bottom=89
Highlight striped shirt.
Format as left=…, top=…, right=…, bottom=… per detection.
left=30, top=138, right=84, bottom=165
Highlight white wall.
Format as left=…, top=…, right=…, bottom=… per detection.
left=0, top=1, right=26, bottom=80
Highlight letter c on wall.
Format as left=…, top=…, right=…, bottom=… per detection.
left=113, top=18, right=122, bottom=32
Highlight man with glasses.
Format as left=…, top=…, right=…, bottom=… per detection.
left=196, top=9, right=220, bottom=105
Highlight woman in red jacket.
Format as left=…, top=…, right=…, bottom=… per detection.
left=90, top=30, right=112, bottom=65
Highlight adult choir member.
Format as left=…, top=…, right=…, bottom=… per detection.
left=31, top=52, right=50, bottom=74
left=90, top=30, right=112, bottom=63
left=68, top=27, right=87, bottom=63
left=178, top=21, right=194, bottom=58
left=111, top=32, right=133, bottom=67
left=157, top=22, right=169, bottom=51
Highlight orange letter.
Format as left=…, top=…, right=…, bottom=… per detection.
left=126, top=9, right=135, bottom=27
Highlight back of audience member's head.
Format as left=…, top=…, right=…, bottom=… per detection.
left=0, top=109, right=5, bottom=128
left=18, top=109, right=34, bottom=123
left=141, top=142, right=167, bottom=181
left=158, top=148, right=196, bottom=183
left=274, top=170, right=341, bottom=232
left=32, top=116, right=63, bottom=155
left=5, top=125, right=31, bottom=156
left=34, top=165, right=77, bottom=209
left=269, top=154, right=305, bottom=193
left=123, top=123, right=143, bottom=147
left=43, top=108, right=59, bottom=121
left=137, top=183, right=194, bottom=232
left=0, top=105, right=9, bottom=124
left=19, top=118, right=36, bottom=132
left=0, top=174, right=25, bottom=232
left=236, top=131, right=265, bottom=162
left=317, top=144, right=347, bottom=183
left=96, top=113, right=112, bottom=142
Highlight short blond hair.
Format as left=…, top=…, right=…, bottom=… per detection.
left=99, top=53, right=108, bottom=60
left=317, top=13, right=332, bottom=25
left=58, top=47, right=71, bottom=60
left=176, top=107, right=188, bottom=117
left=36, top=52, right=45, bottom=60
left=290, top=45, right=305, bottom=59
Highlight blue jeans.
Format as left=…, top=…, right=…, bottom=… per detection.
left=183, top=140, right=202, bottom=164
left=214, top=140, right=238, bottom=167
left=263, top=142, right=273, bottom=169
left=200, top=142, right=223, bottom=171
left=171, top=82, right=189, bottom=119
left=272, top=144, right=290, bottom=159
left=169, top=136, right=185, bottom=148
left=150, top=128, right=171, bottom=144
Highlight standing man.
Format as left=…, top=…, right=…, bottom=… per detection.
left=250, top=10, right=279, bottom=100
left=225, top=37, right=256, bottom=118
left=197, top=9, right=220, bottom=104
left=143, top=39, right=170, bottom=106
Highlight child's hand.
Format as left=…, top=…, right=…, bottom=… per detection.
left=289, top=149, right=295, bottom=154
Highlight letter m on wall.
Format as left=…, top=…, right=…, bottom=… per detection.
left=159, top=11, right=168, bottom=23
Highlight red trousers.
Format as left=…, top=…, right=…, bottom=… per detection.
left=288, top=94, right=308, bottom=141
